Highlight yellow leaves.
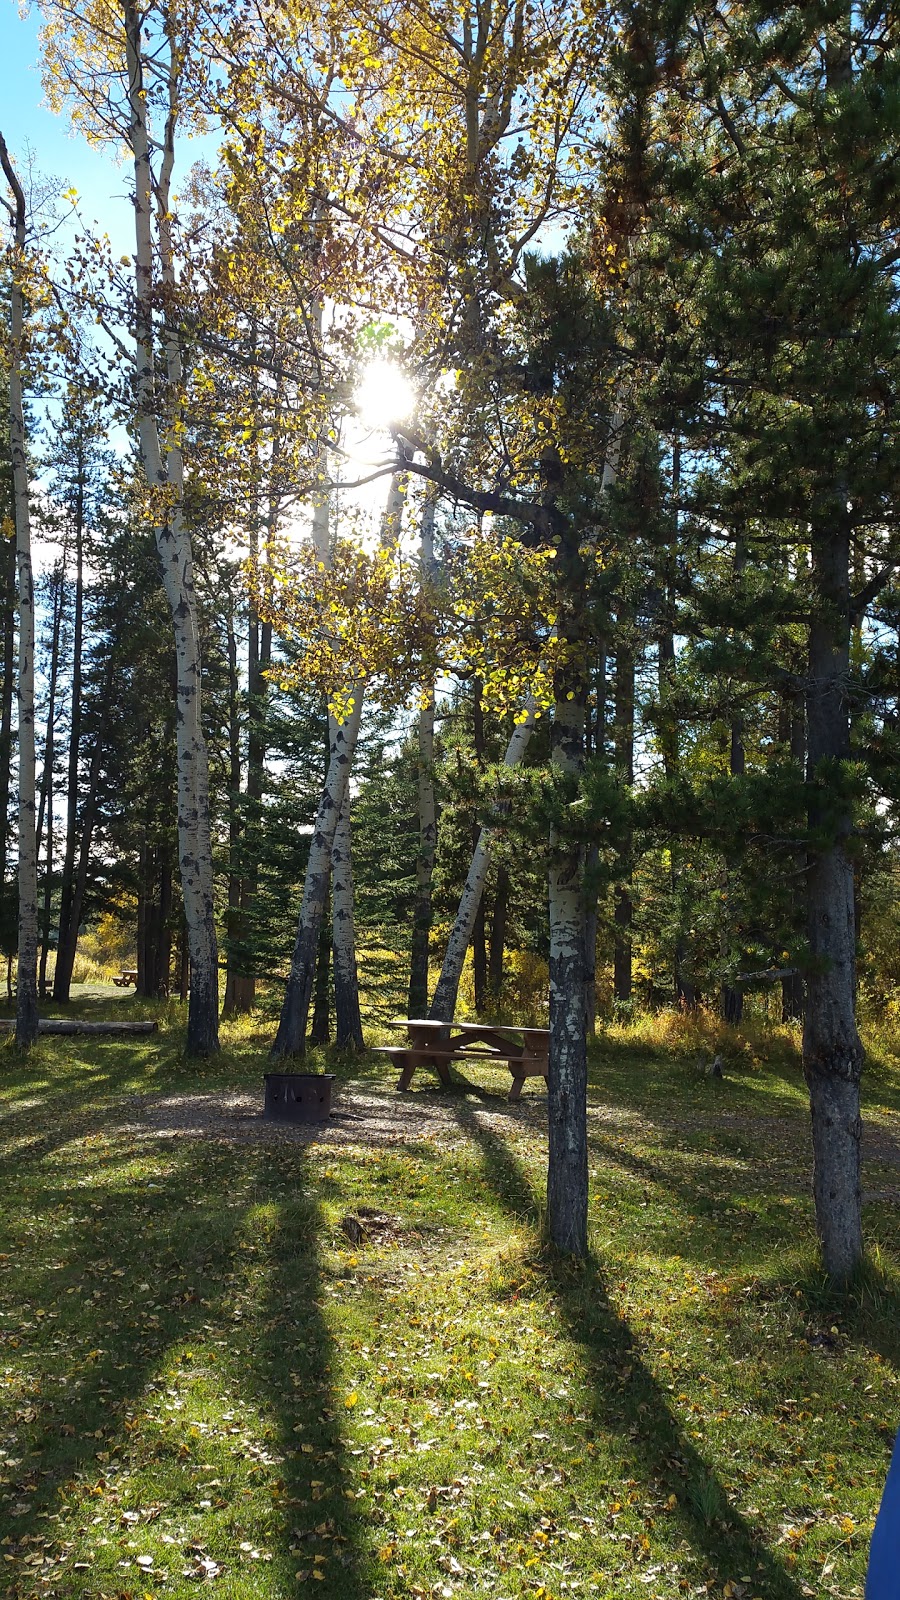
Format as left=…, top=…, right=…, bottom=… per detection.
left=344, top=1390, right=359, bottom=1409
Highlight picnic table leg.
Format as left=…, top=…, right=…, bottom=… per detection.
left=508, top=1073, right=525, bottom=1102
left=397, top=1053, right=416, bottom=1091
left=435, top=1056, right=453, bottom=1086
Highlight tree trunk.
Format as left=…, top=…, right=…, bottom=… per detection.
left=309, top=714, right=333, bottom=1046
left=583, top=647, right=605, bottom=1035
left=332, top=796, right=364, bottom=1048
left=222, top=607, right=245, bottom=1016
left=0, top=133, right=38, bottom=1047
left=488, top=863, right=509, bottom=999
left=125, top=1, right=218, bottom=1054
left=408, top=494, right=438, bottom=1017
left=721, top=707, right=745, bottom=1025
left=547, top=621, right=588, bottom=1256
left=613, top=630, right=634, bottom=1005
left=781, top=690, right=807, bottom=1022
left=803, top=512, right=864, bottom=1280
left=52, top=724, right=104, bottom=1001
left=179, top=922, right=189, bottom=1001
left=271, top=696, right=364, bottom=1058
left=0, top=536, right=15, bottom=881
left=37, top=561, right=64, bottom=1001
left=54, top=449, right=84, bottom=1003
left=428, top=704, right=536, bottom=1022
left=471, top=683, right=487, bottom=1013
left=309, top=874, right=331, bottom=1045
left=409, top=684, right=437, bottom=1016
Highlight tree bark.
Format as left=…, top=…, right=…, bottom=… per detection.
left=0, top=132, right=38, bottom=1047
left=781, top=690, right=807, bottom=1022
left=408, top=494, right=438, bottom=1017
left=803, top=512, right=864, bottom=1279
left=613, top=630, right=634, bottom=1005
left=472, top=682, right=487, bottom=1013
left=428, top=704, right=536, bottom=1022
left=125, top=1, right=219, bottom=1054
left=0, top=537, right=15, bottom=887
left=53, top=722, right=105, bottom=1001
left=721, top=708, right=746, bottom=1025
left=309, top=873, right=331, bottom=1045
left=547, top=628, right=588, bottom=1256
left=332, top=795, right=364, bottom=1048
left=37, top=561, right=64, bottom=1001
left=53, top=444, right=84, bottom=1002
left=488, top=863, right=509, bottom=999
left=222, top=604, right=245, bottom=1016
left=583, top=647, right=605, bottom=1035
left=271, top=696, right=364, bottom=1058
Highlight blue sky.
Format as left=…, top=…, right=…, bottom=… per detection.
left=2, top=1, right=135, bottom=254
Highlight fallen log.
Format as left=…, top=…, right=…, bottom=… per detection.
left=0, top=1019, right=158, bottom=1036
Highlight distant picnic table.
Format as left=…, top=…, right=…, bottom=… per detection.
left=113, top=969, right=138, bottom=988
left=374, top=1018, right=549, bottom=1101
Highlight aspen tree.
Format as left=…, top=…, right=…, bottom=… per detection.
left=39, top=0, right=220, bottom=1053
left=0, top=133, right=39, bottom=1048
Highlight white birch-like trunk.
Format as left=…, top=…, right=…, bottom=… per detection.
left=331, top=793, right=363, bottom=1048
left=125, top=2, right=218, bottom=1053
left=409, top=493, right=438, bottom=1016
left=272, top=696, right=363, bottom=1057
left=314, top=460, right=365, bottom=1048
left=272, top=473, right=407, bottom=1055
left=0, top=133, right=38, bottom=1047
left=427, top=703, right=536, bottom=1022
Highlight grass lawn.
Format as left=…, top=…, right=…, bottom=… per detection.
left=0, top=996, right=898, bottom=1600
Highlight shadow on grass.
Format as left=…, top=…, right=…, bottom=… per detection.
left=0, top=1105, right=372, bottom=1597
left=452, top=1102, right=808, bottom=1600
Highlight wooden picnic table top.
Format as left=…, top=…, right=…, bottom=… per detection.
left=389, top=1018, right=548, bottom=1037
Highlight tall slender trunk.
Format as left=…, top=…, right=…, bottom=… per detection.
left=309, top=876, right=332, bottom=1045
left=472, top=682, right=487, bottom=1013
left=0, top=535, right=15, bottom=886
left=547, top=524, right=589, bottom=1255
left=408, top=494, right=438, bottom=1017
left=309, top=719, right=332, bottom=1047
left=332, top=796, right=364, bottom=1047
left=222, top=606, right=245, bottom=1016
left=782, top=691, right=807, bottom=1022
left=125, top=1, right=218, bottom=1054
left=803, top=511, right=864, bottom=1279
left=54, top=450, right=84, bottom=1002
left=37, top=563, right=65, bottom=1001
left=53, top=720, right=105, bottom=1000
left=722, top=542, right=746, bottom=1025
left=0, top=133, right=38, bottom=1046
left=271, top=697, right=364, bottom=1058
left=428, top=704, right=536, bottom=1022
left=583, top=646, right=606, bottom=1035
left=488, top=865, right=509, bottom=999
left=721, top=706, right=745, bottom=1025
left=613, top=628, right=634, bottom=1004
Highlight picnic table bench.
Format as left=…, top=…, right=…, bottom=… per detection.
left=374, top=1018, right=549, bottom=1102
left=113, top=969, right=138, bottom=988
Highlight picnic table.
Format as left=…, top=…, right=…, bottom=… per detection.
left=374, top=1018, right=549, bottom=1102
left=113, top=969, right=138, bottom=988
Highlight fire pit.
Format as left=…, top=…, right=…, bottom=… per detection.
left=263, top=1072, right=336, bottom=1124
